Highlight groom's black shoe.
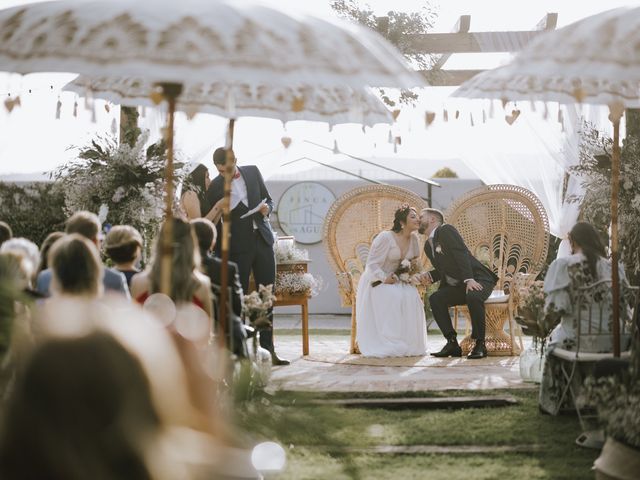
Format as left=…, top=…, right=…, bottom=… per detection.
left=431, top=339, right=462, bottom=358
left=271, top=351, right=290, bottom=366
left=467, top=340, right=488, bottom=359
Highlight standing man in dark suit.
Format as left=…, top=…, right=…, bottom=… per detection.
left=419, top=208, right=498, bottom=359
left=204, top=147, right=289, bottom=366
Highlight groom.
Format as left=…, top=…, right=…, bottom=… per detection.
left=419, top=208, right=498, bottom=359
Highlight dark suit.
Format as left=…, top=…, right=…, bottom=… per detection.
left=200, top=252, right=248, bottom=358
left=204, top=165, right=277, bottom=351
left=425, top=224, right=498, bottom=341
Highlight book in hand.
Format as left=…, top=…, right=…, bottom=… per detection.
left=371, top=280, right=382, bottom=287
left=240, top=198, right=267, bottom=219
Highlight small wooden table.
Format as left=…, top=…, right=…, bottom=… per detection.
left=275, top=291, right=310, bottom=355
left=274, top=261, right=312, bottom=356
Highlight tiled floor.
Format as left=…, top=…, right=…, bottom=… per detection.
left=268, top=317, right=536, bottom=393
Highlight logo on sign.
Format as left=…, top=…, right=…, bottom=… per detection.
left=277, top=182, right=336, bottom=244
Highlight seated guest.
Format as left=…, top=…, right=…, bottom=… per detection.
left=49, top=234, right=104, bottom=299
left=35, top=212, right=129, bottom=298
left=0, top=238, right=40, bottom=287
left=130, top=218, right=213, bottom=320
left=104, top=225, right=143, bottom=288
left=190, top=218, right=249, bottom=358
left=36, top=231, right=64, bottom=278
left=544, top=221, right=630, bottom=352
left=0, top=331, right=164, bottom=480
left=0, top=221, right=11, bottom=248
left=0, top=252, right=35, bottom=406
left=539, top=221, right=631, bottom=414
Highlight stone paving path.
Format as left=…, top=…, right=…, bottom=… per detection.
left=268, top=328, right=536, bottom=393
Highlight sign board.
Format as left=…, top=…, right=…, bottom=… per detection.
left=277, top=182, right=336, bottom=244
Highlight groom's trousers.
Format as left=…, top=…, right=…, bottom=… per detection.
left=429, top=279, right=495, bottom=341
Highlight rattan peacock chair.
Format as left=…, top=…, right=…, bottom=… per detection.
left=323, top=185, right=429, bottom=354
left=446, top=184, right=550, bottom=356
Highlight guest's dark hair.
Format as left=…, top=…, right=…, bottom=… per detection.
left=190, top=218, right=217, bottom=254
left=187, top=164, right=209, bottom=207
left=0, top=332, right=160, bottom=480
left=0, top=221, right=12, bottom=247
left=391, top=204, right=416, bottom=233
left=37, top=232, right=65, bottom=275
left=568, top=222, right=607, bottom=278
left=213, top=147, right=234, bottom=166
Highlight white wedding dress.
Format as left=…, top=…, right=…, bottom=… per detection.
left=355, top=230, right=427, bottom=357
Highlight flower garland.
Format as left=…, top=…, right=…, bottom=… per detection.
left=275, top=272, right=323, bottom=297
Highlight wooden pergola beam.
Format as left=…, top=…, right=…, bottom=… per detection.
left=432, top=15, right=471, bottom=70
left=401, top=12, right=558, bottom=55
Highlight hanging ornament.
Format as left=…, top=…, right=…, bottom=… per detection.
left=558, top=108, right=564, bottom=132
left=470, top=112, right=474, bottom=127
left=392, top=109, right=401, bottom=121
left=73, top=99, right=78, bottom=117
left=185, top=104, right=199, bottom=120
left=501, top=97, right=508, bottom=109
left=110, top=117, right=118, bottom=135
left=149, top=89, right=164, bottom=106
left=84, top=95, right=91, bottom=111
left=455, top=110, right=460, bottom=120
left=425, top=111, right=436, bottom=126
left=280, top=136, right=292, bottom=149
left=482, top=110, right=487, bottom=124
left=543, top=103, right=549, bottom=120
left=291, top=96, right=305, bottom=112
left=505, top=109, right=521, bottom=125
left=333, top=139, right=340, bottom=154
left=443, top=109, right=448, bottom=122
left=140, top=106, right=146, bottom=118
left=90, top=100, right=97, bottom=123
left=104, top=103, right=110, bottom=113
left=387, top=129, right=393, bottom=143
left=361, top=124, right=366, bottom=134
left=530, top=100, right=536, bottom=112
left=4, top=95, right=20, bottom=113
left=489, top=101, right=495, bottom=119
left=55, top=97, right=62, bottom=119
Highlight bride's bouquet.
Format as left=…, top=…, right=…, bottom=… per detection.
left=396, top=258, right=423, bottom=286
left=373, top=258, right=423, bottom=287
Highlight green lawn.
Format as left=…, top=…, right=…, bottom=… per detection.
left=235, top=389, right=597, bottom=480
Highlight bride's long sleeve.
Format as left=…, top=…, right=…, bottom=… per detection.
left=365, top=232, right=392, bottom=283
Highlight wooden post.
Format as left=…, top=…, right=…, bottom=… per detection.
left=611, top=116, right=621, bottom=357
left=218, top=119, right=236, bottom=346
left=157, top=82, right=183, bottom=296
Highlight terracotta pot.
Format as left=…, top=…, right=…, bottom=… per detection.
left=594, top=437, right=640, bottom=480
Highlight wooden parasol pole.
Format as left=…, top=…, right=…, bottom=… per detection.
left=218, top=118, right=236, bottom=347
left=610, top=112, right=622, bottom=357
left=157, top=82, right=183, bottom=296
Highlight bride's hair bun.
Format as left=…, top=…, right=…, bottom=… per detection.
left=392, top=203, right=415, bottom=232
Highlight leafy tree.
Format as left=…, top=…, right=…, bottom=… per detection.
left=330, top=0, right=437, bottom=106
left=0, top=182, right=66, bottom=245
left=432, top=167, right=458, bottom=178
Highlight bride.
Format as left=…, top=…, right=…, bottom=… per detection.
left=356, top=205, right=427, bottom=357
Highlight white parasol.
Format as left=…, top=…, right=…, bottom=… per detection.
left=452, top=6, right=640, bottom=356
left=64, top=76, right=393, bottom=127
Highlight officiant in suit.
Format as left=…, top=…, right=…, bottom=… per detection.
left=204, top=147, right=289, bottom=365
left=419, top=208, right=498, bottom=359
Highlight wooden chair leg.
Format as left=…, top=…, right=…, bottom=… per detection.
left=302, top=299, right=309, bottom=356
left=507, top=314, right=516, bottom=356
